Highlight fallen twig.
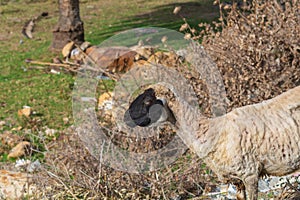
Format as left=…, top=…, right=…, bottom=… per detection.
left=25, top=59, right=83, bottom=74
left=22, top=12, right=48, bottom=39
left=25, top=59, right=78, bottom=68
left=27, top=65, right=45, bottom=70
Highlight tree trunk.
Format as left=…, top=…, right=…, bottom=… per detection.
left=51, top=0, right=84, bottom=50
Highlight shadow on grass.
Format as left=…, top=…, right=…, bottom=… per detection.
left=89, top=0, right=219, bottom=44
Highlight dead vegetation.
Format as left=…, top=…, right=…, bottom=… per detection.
left=192, top=0, right=300, bottom=111
left=33, top=127, right=211, bottom=199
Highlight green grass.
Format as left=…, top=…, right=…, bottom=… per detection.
left=0, top=0, right=218, bottom=128
left=0, top=0, right=218, bottom=162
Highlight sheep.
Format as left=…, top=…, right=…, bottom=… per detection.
left=124, top=85, right=300, bottom=200
left=124, top=88, right=176, bottom=127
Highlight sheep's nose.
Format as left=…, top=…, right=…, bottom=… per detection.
left=148, top=103, right=164, bottom=123
left=148, top=102, right=176, bottom=127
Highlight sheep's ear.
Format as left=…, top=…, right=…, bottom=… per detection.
left=149, top=104, right=164, bottom=123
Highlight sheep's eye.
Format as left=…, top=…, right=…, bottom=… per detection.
left=144, top=98, right=153, bottom=106
left=144, top=101, right=151, bottom=105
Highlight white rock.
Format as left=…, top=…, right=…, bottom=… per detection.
left=15, top=159, right=31, bottom=168
left=50, top=69, right=60, bottom=74
left=45, top=128, right=56, bottom=137
left=27, top=160, right=41, bottom=173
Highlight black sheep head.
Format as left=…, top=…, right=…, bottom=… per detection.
left=124, top=88, right=176, bottom=128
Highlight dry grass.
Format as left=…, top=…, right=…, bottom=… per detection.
left=33, top=126, right=214, bottom=199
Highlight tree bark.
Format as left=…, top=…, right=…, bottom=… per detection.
left=51, top=0, right=84, bottom=50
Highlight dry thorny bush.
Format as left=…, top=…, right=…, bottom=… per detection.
left=192, top=0, right=300, bottom=111
left=34, top=0, right=300, bottom=199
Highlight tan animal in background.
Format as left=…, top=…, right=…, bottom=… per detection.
left=125, top=85, right=300, bottom=200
